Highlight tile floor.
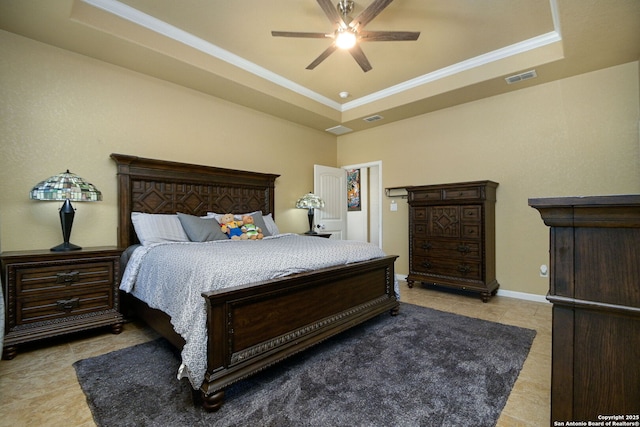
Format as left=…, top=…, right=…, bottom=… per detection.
left=0, top=283, right=552, bottom=427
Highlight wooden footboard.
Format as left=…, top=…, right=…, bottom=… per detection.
left=199, top=255, right=399, bottom=411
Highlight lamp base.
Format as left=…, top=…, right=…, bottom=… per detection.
left=304, top=230, right=318, bottom=235
left=51, top=242, right=82, bottom=252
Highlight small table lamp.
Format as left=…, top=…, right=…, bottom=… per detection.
left=295, top=192, right=325, bottom=234
left=30, top=170, right=102, bottom=251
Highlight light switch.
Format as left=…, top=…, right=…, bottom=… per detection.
left=390, top=200, right=398, bottom=211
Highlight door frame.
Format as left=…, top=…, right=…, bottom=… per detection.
left=341, top=160, right=383, bottom=248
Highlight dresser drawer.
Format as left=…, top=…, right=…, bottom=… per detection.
left=412, top=207, right=428, bottom=222
left=16, top=286, right=113, bottom=325
left=461, top=206, right=481, bottom=221
left=443, top=187, right=481, bottom=200
left=15, top=261, right=114, bottom=294
left=462, top=224, right=481, bottom=239
left=413, top=222, right=477, bottom=240
left=412, top=255, right=482, bottom=280
left=412, top=222, right=429, bottom=237
left=460, top=206, right=481, bottom=238
left=412, top=239, right=480, bottom=259
left=410, top=190, right=441, bottom=202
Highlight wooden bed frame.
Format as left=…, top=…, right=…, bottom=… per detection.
left=111, top=154, right=399, bottom=412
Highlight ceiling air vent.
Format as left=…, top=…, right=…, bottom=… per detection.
left=325, top=125, right=353, bottom=135
left=505, top=70, right=537, bottom=84
left=363, top=114, right=384, bottom=123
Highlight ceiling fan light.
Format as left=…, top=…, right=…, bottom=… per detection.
left=335, top=29, right=357, bottom=49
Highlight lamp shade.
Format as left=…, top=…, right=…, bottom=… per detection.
left=30, top=170, right=102, bottom=202
left=30, top=170, right=102, bottom=251
left=296, top=192, right=324, bottom=234
left=295, top=193, right=325, bottom=210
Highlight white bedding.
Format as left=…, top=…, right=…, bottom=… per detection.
left=120, top=233, right=394, bottom=388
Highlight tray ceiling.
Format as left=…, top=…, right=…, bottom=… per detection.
left=1, top=0, right=638, bottom=133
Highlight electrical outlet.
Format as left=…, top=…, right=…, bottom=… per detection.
left=540, top=264, right=549, bottom=277
left=390, top=200, right=398, bottom=211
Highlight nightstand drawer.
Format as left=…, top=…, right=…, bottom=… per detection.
left=16, top=262, right=114, bottom=294
left=17, top=287, right=113, bottom=325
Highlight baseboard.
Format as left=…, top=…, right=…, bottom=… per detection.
left=496, top=289, right=549, bottom=303
left=395, top=274, right=549, bottom=304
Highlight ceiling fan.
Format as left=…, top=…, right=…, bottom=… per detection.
left=271, top=0, right=420, bottom=72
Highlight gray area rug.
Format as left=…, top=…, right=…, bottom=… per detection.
left=74, top=303, right=536, bottom=426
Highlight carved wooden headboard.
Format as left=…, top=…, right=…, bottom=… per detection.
left=111, top=154, right=279, bottom=248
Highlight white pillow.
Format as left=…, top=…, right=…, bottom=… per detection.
left=131, top=212, right=190, bottom=245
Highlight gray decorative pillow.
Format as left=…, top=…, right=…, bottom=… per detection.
left=177, top=213, right=227, bottom=242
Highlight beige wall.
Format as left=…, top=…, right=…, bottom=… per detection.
left=0, top=30, right=336, bottom=252
left=338, top=61, right=640, bottom=297
left=2, top=29, right=639, bottom=298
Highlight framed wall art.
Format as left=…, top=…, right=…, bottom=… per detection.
left=347, top=169, right=361, bottom=211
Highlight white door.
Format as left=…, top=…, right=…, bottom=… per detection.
left=314, top=165, right=347, bottom=239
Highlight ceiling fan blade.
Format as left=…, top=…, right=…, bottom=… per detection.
left=306, top=45, right=338, bottom=70
left=359, top=30, right=420, bottom=42
left=350, top=0, right=394, bottom=30
left=271, top=31, right=329, bottom=39
left=316, top=0, right=347, bottom=28
left=349, top=44, right=372, bottom=72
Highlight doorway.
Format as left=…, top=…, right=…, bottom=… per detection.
left=314, top=161, right=382, bottom=247
left=343, top=161, right=382, bottom=247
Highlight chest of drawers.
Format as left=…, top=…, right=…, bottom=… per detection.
left=530, top=195, right=640, bottom=422
left=406, top=181, right=499, bottom=302
left=1, top=247, right=124, bottom=359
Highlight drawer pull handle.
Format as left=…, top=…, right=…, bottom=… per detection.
left=457, top=245, right=471, bottom=253
left=421, top=262, right=432, bottom=269
left=56, top=271, right=80, bottom=284
left=56, top=298, right=80, bottom=312
left=421, top=242, right=432, bottom=250
left=457, top=265, right=471, bottom=274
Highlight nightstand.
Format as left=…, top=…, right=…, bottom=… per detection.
left=300, top=233, right=332, bottom=238
left=1, top=246, right=124, bottom=359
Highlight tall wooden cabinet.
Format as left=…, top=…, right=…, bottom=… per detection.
left=406, top=181, right=499, bottom=302
left=529, top=195, right=640, bottom=423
